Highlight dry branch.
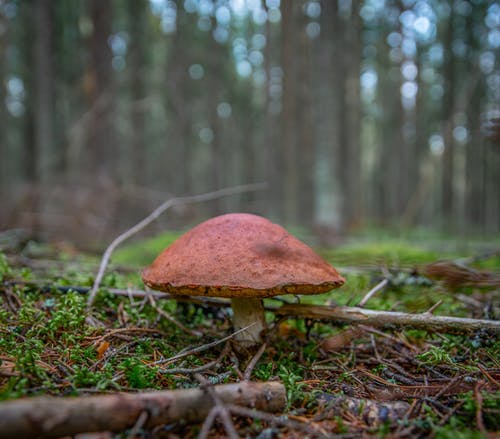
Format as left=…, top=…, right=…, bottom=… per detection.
left=276, top=303, right=500, bottom=333
left=0, top=381, right=286, bottom=439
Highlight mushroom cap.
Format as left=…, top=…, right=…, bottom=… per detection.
left=142, top=213, right=345, bottom=298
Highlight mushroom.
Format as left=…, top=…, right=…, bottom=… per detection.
left=142, top=213, right=345, bottom=347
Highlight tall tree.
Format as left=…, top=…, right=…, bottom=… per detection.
left=18, top=3, right=36, bottom=186
left=127, top=0, right=148, bottom=186
left=337, top=2, right=362, bottom=228
left=164, top=8, right=197, bottom=196
left=0, top=7, right=8, bottom=207
left=280, top=0, right=298, bottom=224
left=316, top=0, right=339, bottom=226
left=297, top=3, right=315, bottom=226
left=87, top=0, right=114, bottom=179
left=34, top=0, right=56, bottom=185
left=263, top=5, right=283, bottom=220
left=374, top=3, right=405, bottom=223
left=441, top=3, right=456, bottom=226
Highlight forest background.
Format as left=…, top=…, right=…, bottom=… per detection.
left=0, top=0, right=499, bottom=248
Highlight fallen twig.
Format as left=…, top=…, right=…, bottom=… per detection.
left=276, top=303, right=500, bottom=333
left=225, top=404, right=330, bottom=438
left=0, top=381, right=286, bottom=439
left=474, top=382, right=487, bottom=435
left=357, top=278, right=388, bottom=307
left=86, top=183, right=267, bottom=309
left=127, top=410, right=148, bottom=439
left=147, top=292, right=201, bottom=337
left=160, top=343, right=230, bottom=375
left=244, top=342, right=267, bottom=381
left=154, top=323, right=256, bottom=366
left=196, top=374, right=239, bottom=439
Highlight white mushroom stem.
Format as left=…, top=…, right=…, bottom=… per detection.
left=230, top=297, right=266, bottom=346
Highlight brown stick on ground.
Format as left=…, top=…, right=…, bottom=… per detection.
left=0, top=381, right=286, bottom=439
left=276, top=304, right=500, bottom=333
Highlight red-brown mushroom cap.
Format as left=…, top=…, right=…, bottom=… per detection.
left=142, top=213, right=345, bottom=298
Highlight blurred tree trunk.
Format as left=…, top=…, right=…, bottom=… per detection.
left=297, top=4, right=315, bottom=226
left=264, top=10, right=282, bottom=220
left=337, top=3, right=362, bottom=229
left=55, top=1, right=86, bottom=178
left=165, top=10, right=195, bottom=196
left=127, top=0, right=147, bottom=186
left=376, top=9, right=404, bottom=223
left=87, top=0, right=114, bottom=179
left=33, top=0, right=56, bottom=239
left=20, top=4, right=36, bottom=186
left=206, top=31, right=225, bottom=215
left=465, top=86, right=484, bottom=228
left=464, top=5, right=488, bottom=231
left=0, top=9, right=7, bottom=205
left=441, top=7, right=456, bottom=227
left=280, top=1, right=298, bottom=225
left=34, top=0, right=55, bottom=185
left=316, top=0, right=339, bottom=226
left=15, top=3, right=38, bottom=233
left=410, top=47, right=430, bottom=226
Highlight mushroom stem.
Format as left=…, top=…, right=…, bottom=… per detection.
left=230, top=297, right=266, bottom=346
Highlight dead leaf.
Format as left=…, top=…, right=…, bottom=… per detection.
left=96, top=341, right=110, bottom=359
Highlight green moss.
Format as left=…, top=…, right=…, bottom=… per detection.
left=1, top=235, right=498, bottom=436
left=112, top=231, right=180, bottom=266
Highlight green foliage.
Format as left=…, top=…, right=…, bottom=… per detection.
left=417, top=345, right=455, bottom=366
left=118, top=358, right=159, bottom=389
left=0, top=253, right=11, bottom=281
left=47, top=291, right=87, bottom=336
left=321, top=239, right=448, bottom=267
left=112, top=232, right=180, bottom=266
left=277, top=357, right=306, bottom=410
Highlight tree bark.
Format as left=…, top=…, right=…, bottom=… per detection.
left=128, top=0, right=147, bottom=186
left=342, top=2, right=362, bottom=228
left=34, top=0, right=55, bottom=185
left=165, top=9, right=196, bottom=195
left=281, top=0, right=298, bottom=225
left=297, top=4, right=315, bottom=226
left=0, top=381, right=286, bottom=439
left=87, top=0, right=114, bottom=178
left=441, top=5, right=456, bottom=227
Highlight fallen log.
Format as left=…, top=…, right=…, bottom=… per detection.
left=276, top=303, right=500, bottom=333
left=0, top=381, right=286, bottom=439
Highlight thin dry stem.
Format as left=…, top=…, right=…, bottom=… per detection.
left=195, top=374, right=239, bottom=439
left=358, top=278, right=388, bottom=307
left=276, top=303, right=500, bottom=333
left=243, top=342, right=267, bottom=381
left=225, top=404, right=329, bottom=438
left=147, top=293, right=201, bottom=337
left=153, top=323, right=256, bottom=366
left=161, top=343, right=230, bottom=375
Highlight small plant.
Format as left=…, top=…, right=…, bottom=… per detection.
left=118, top=358, right=158, bottom=389
left=278, top=362, right=305, bottom=410
left=0, top=253, right=11, bottom=280
left=417, top=345, right=454, bottom=366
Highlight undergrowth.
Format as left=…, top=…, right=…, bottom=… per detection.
left=0, top=235, right=499, bottom=437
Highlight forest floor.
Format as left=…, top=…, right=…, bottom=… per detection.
left=0, top=229, right=499, bottom=438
